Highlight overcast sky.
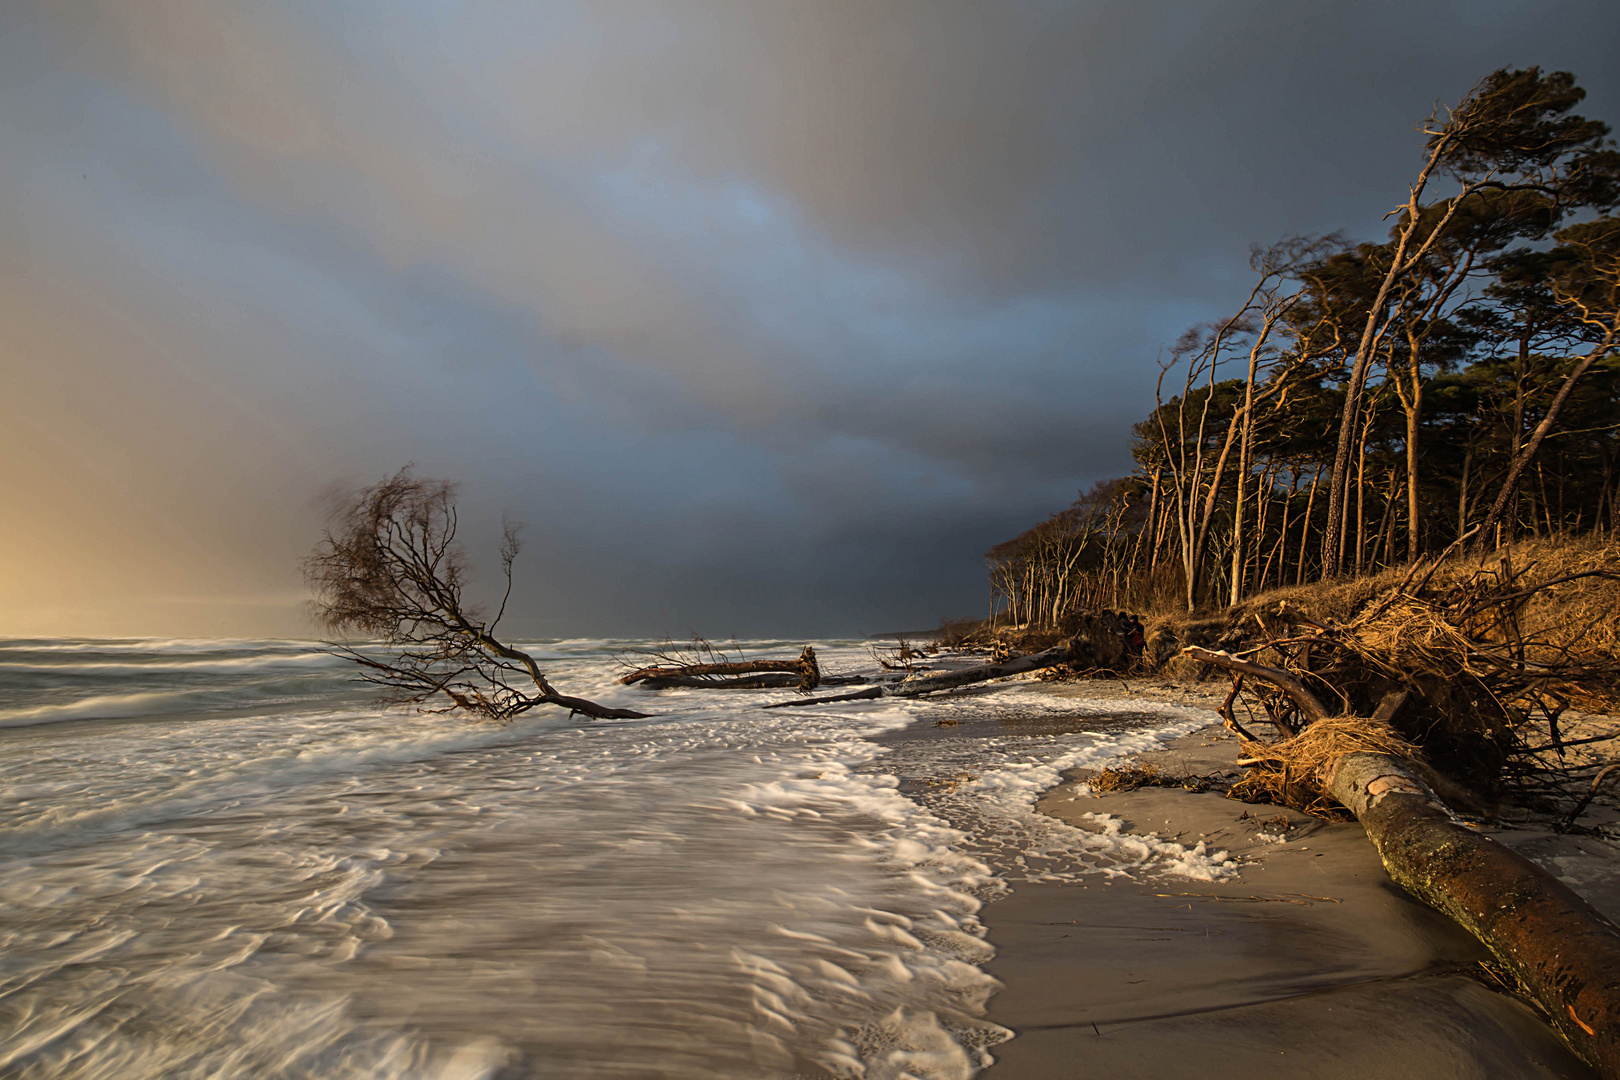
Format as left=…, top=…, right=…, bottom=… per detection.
left=3, top=1, right=1618, bottom=639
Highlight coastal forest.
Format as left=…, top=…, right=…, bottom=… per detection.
left=986, top=68, right=1620, bottom=622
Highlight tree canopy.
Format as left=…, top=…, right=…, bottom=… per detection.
left=985, top=68, right=1620, bottom=622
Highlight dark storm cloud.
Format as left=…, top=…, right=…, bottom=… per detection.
left=3, top=0, right=1617, bottom=636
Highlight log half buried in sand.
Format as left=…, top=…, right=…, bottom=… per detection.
left=1330, top=752, right=1620, bottom=1075
left=763, top=640, right=1077, bottom=709
left=620, top=645, right=821, bottom=692
left=1187, top=645, right=1620, bottom=1077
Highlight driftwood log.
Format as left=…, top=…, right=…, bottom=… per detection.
left=1189, top=645, right=1620, bottom=1076
left=621, top=646, right=821, bottom=692
left=764, top=640, right=1076, bottom=709
left=631, top=672, right=867, bottom=691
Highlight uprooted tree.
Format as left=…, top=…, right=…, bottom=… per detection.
left=305, top=467, right=648, bottom=721
left=1182, top=548, right=1620, bottom=1075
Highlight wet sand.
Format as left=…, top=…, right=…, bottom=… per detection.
left=977, top=710, right=1615, bottom=1080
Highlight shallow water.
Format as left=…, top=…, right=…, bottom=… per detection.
left=0, top=639, right=1219, bottom=1079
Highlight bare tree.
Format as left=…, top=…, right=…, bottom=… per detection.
left=305, top=467, right=649, bottom=721
left=1225, top=237, right=1343, bottom=604
left=1151, top=236, right=1337, bottom=610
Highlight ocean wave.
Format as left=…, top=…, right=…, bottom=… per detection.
left=0, top=638, right=1227, bottom=1079
left=0, top=693, right=1010, bottom=1079
left=0, top=708, right=569, bottom=851
left=0, top=637, right=325, bottom=654
left=0, top=681, right=342, bottom=728
left=0, top=651, right=343, bottom=675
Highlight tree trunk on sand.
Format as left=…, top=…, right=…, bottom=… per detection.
left=1187, top=646, right=1620, bottom=1076
left=620, top=646, right=820, bottom=691
left=764, top=641, right=1076, bottom=709
left=1330, top=752, right=1620, bottom=1076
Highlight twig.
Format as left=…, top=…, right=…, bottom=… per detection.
left=1560, top=763, right=1620, bottom=832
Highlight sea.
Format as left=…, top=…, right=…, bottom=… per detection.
left=0, top=637, right=1230, bottom=1080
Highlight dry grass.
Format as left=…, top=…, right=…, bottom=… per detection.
left=1228, top=715, right=1421, bottom=816
left=1151, top=537, right=1619, bottom=680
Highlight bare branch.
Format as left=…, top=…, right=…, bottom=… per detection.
left=1181, top=645, right=1335, bottom=725
left=305, top=466, right=648, bottom=721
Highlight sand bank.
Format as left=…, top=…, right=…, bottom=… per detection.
left=978, top=713, right=1618, bottom=1080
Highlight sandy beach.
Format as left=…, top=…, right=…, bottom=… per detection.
left=973, top=700, right=1620, bottom=1080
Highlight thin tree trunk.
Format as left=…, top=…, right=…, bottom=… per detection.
left=1510, top=334, right=1530, bottom=543
left=1226, top=335, right=1265, bottom=607
left=1245, top=467, right=1272, bottom=599
left=1150, top=482, right=1171, bottom=573
left=1405, top=384, right=1423, bottom=563
left=1540, top=461, right=1557, bottom=536
left=1372, top=468, right=1400, bottom=569
left=1139, top=465, right=1162, bottom=578
left=1263, top=468, right=1302, bottom=592
left=1324, top=142, right=1486, bottom=575
left=1354, top=432, right=1368, bottom=575
left=1297, top=462, right=1324, bottom=585
left=1474, top=346, right=1608, bottom=551
left=1457, top=435, right=1475, bottom=541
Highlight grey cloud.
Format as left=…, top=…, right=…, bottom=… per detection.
left=4, top=0, right=1619, bottom=636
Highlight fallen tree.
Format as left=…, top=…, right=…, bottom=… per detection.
left=1188, top=643, right=1620, bottom=1076
left=764, top=640, right=1078, bottom=708
left=1167, top=543, right=1620, bottom=803
left=305, top=467, right=648, bottom=721
left=629, top=672, right=870, bottom=691
left=620, top=644, right=823, bottom=691
left=632, top=672, right=809, bottom=690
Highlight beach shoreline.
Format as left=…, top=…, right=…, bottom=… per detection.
left=972, top=699, right=1620, bottom=1080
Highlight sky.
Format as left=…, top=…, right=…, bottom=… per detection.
left=3, top=1, right=1618, bottom=640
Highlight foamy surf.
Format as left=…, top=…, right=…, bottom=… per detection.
left=0, top=637, right=1220, bottom=1078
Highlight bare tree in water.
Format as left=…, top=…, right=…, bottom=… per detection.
left=305, top=467, right=648, bottom=720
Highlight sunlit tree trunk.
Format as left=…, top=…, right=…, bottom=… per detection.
left=1474, top=254, right=1618, bottom=549
left=1297, top=462, right=1324, bottom=584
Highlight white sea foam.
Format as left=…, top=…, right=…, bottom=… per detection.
left=959, top=713, right=1238, bottom=882
left=0, top=638, right=1219, bottom=1078
left=0, top=688, right=277, bottom=728
left=0, top=679, right=345, bottom=728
